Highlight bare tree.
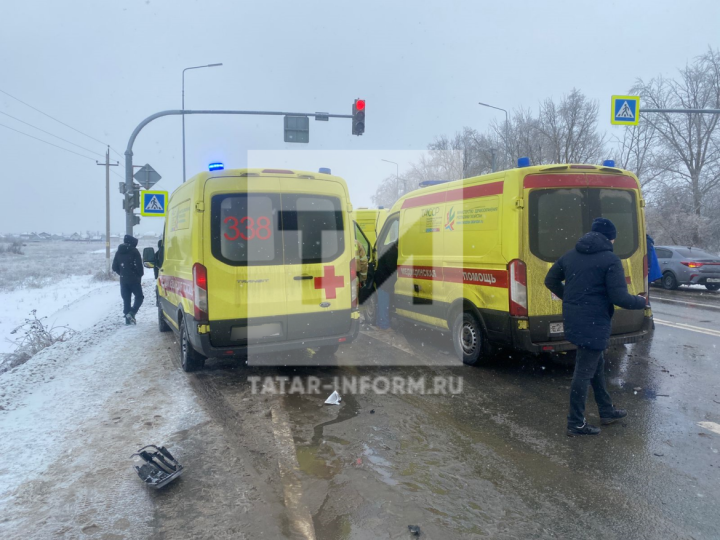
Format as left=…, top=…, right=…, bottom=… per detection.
left=632, top=48, right=720, bottom=244
left=612, top=122, right=664, bottom=189
left=536, top=89, right=606, bottom=164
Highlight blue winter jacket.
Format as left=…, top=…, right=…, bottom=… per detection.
left=544, top=231, right=646, bottom=350
left=647, top=235, right=662, bottom=283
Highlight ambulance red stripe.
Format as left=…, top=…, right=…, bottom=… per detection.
left=397, top=265, right=508, bottom=288
left=401, top=181, right=504, bottom=209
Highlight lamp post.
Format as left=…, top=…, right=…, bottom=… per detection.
left=182, top=63, right=222, bottom=182
left=478, top=102, right=510, bottom=169
left=381, top=159, right=400, bottom=200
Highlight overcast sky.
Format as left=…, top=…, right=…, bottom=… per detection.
left=1, top=0, right=718, bottom=235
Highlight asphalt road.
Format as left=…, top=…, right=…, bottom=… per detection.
left=1, top=284, right=718, bottom=539
left=182, top=285, right=720, bottom=539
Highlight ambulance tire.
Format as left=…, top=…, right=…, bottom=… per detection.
left=363, top=295, right=377, bottom=326
left=180, top=317, right=205, bottom=372
left=452, top=312, right=485, bottom=366
left=158, top=305, right=171, bottom=332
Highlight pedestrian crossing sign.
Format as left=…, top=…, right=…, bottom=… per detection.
left=140, top=190, right=167, bottom=217
left=611, top=95, right=640, bottom=125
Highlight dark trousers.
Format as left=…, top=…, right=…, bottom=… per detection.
left=567, top=347, right=614, bottom=428
left=120, top=281, right=144, bottom=315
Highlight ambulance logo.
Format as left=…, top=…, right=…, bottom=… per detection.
left=445, top=206, right=456, bottom=231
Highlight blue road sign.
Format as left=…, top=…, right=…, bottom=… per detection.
left=611, top=95, right=640, bottom=125
left=140, top=190, right=167, bottom=217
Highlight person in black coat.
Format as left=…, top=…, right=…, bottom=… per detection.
left=373, top=240, right=398, bottom=331
left=545, top=218, right=646, bottom=437
left=112, top=234, right=145, bottom=324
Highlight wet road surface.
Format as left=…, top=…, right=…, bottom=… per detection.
left=1, top=284, right=719, bottom=539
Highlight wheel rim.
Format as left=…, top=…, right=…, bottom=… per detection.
left=460, top=321, right=478, bottom=355
left=664, top=275, right=673, bottom=288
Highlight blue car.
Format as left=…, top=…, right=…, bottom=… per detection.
left=654, top=246, right=720, bottom=291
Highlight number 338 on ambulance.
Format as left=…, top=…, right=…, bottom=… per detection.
left=142, top=167, right=360, bottom=372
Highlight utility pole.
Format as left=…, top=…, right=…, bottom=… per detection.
left=97, top=146, right=118, bottom=275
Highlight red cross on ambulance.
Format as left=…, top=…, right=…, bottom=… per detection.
left=314, top=266, right=345, bottom=299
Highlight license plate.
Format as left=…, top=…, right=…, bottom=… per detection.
left=708, top=278, right=720, bottom=283
left=549, top=322, right=564, bottom=334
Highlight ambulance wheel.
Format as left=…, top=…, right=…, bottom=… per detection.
left=363, top=296, right=377, bottom=326
left=661, top=272, right=678, bottom=290
left=180, top=319, right=205, bottom=372
left=158, top=306, right=171, bottom=332
left=452, top=312, right=485, bottom=366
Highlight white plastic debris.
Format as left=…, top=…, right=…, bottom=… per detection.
left=324, top=390, right=342, bottom=405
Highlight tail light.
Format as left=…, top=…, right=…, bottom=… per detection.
left=350, top=258, right=358, bottom=308
left=193, top=263, right=209, bottom=320
left=681, top=261, right=703, bottom=268
left=508, top=259, right=528, bottom=317
left=643, top=254, right=649, bottom=306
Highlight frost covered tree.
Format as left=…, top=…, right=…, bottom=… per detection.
left=632, top=48, right=720, bottom=244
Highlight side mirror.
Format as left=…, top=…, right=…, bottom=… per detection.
left=143, top=247, right=156, bottom=268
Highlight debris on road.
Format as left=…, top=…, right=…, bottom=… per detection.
left=408, top=524, right=421, bottom=536
left=370, top=409, right=375, bottom=414
left=131, top=445, right=183, bottom=489
left=324, top=390, right=342, bottom=405
left=654, top=452, right=664, bottom=457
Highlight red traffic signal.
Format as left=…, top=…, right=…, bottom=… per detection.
left=352, top=98, right=365, bottom=136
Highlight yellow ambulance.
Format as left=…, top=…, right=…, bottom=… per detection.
left=376, top=160, right=653, bottom=364
left=143, top=167, right=360, bottom=371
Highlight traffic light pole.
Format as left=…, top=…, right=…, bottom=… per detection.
left=124, top=109, right=354, bottom=236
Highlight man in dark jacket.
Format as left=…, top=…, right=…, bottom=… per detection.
left=545, top=218, right=646, bottom=437
left=112, top=234, right=145, bottom=324
left=373, top=240, right=398, bottom=331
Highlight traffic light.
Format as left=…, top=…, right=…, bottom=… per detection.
left=122, top=186, right=140, bottom=211
left=352, top=99, right=365, bottom=136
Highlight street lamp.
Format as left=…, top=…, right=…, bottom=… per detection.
left=182, top=63, right=223, bottom=182
left=381, top=159, right=400, bottom=200
left=478, top=102, right=510, bottom=169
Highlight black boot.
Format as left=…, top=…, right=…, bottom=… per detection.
left=600, top=409, right=627, bottom=425
left=567, top=422, right=601, bottom=437
left=125, top=313, right=132, bottom=325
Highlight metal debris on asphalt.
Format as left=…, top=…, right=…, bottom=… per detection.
left=324, top=390, right=342, bottom=405
left=131, top=445, right=183, bottom=489
left=408, top=524, right=421, bottom=536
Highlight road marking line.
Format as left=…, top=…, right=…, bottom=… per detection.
left=651, top=296, right=720, bottom=309
left=698, top=422, right=720, bottom=436
left=654, top=318, right=720, bottom=337
left=270, top=402, right=316, bottom=540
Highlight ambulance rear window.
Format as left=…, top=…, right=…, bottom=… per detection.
left=282, top=195, right=345, bottom=264
left=529, top=188, right=638, bottom=262
left=211, top=193, right=282, bottom=266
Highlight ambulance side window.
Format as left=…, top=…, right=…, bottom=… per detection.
left=377, top=215, right=400, bottom=255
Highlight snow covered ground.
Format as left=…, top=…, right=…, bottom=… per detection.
left=0, top=241, right=156, bottom=359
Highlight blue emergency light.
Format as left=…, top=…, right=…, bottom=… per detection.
left=209, top=162, right=224, bottom=171
left=319, top=167, right=331, bottom=174
left=517, top=157, right=531, bottom=168
left=602, top=160, right=616, bottom=167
